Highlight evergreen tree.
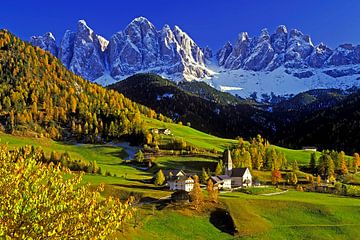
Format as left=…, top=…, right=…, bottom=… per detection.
left=309, top=152, right=317, bottom=173
left=215, top=160, right=223, bottom=175
left=292, top=160, right=299, bottom=172
left=340, top=151, right=348, bottom=175
left=206, top=179, right=218, bottom=203
left=201, top=168, right=209, bottom=184
left=154, top=170, right=165, bottom=186
left=327, top=156, right=335, bottom=179
left=135, top=150, right=144, bottom=163
left=190, top=175, right=204, bottom=210
left=353, top=153, right=360, bottom=173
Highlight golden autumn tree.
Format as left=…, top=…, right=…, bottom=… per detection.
left=206, top=179, right=218, bottom=203
left=190, top=175, right=204, bottom=210
left=0, top=144, right=135, bottom=239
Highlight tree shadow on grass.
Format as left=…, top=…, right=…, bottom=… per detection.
left=209, top=208, right=237, bottom=235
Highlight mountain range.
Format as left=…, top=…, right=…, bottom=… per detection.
left=3, top=27, right=360, bottom=153
left=30, top=17, right=360, bottom=100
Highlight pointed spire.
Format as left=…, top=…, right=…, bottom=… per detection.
left=224, top=149, right=233, bottom=177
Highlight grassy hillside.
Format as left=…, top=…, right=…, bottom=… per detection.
left=129, top=209, right=233, bottom=240
left=0, top=132, right=169, bottom=198
left=125, top=191, right=360, bottom=240
left=144, top=118, right=237, bottom=151
left=222, top=191, right=360, bottom=239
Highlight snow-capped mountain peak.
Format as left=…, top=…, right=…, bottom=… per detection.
left=30, top=18, right=212, bottom=84
left=29, top=20, right=360, bottom=101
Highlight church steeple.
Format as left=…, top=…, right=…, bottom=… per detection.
left=224, top=149, right=233, bottom=176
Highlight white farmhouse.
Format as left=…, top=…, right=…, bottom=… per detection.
left=168, top=176, right=194, bottom=192
left=160, top=169, right=194, bottom=192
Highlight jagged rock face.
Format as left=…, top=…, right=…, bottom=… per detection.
left=30, top=17, right=212, bottom=83
left=218, top=25, right=360, bottom=72
left=284, top=29, right=314, bottom=68
left=243, top=29, right=275, bottom=71
left=30, top=21, right=360, bottom=83
left=68, top=20, right=106, bottom=81
left=326, top=44, right=359, bottom=66
left=58, top=30, right=75, bottom=68
left=159, top=25, right=180, bottom=65
left=224, top=32, right=252, bottom=69
left=217, top=42, right=233, bottom=66
left=309, top=43, right=333, bottom=68
left=30, top=32, right=58, bottom=56
left=271, top=25, right=288, bottom=54
left=108, top=17, right=210, bottom=80
left=202, top=46, right=213, bottom=59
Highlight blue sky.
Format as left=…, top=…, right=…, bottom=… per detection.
left=1, top=0, right=360, bottom=50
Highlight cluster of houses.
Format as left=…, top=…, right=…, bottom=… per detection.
left=157, top=150, right=252, bottom=192
left=151, top=128, right=172, bottom=135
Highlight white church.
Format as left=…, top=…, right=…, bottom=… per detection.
left=211, top=150, right=252, bottom=190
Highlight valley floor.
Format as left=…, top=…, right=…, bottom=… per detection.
left=1, top=132, right=359, bottom=240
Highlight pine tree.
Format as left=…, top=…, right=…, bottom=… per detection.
left=354, top=153, right=360, bottom=173
left=190, top=175, right=204, bottom=210
left=215, top=160, right=223, bottom=175
left=201, top=168, right=209, bottom=184
left=317, top=175, right=321, bottom=185
left=206, top=179, right=218, bottom=203
left=309, top=152, right=317, bottom=173
left=289, top=172, right=298, bottom=185
left=340, top=151, right=348, bottom=175
left=135, top=150, right=144, bottom=163
left=154, top=169, right=165, bottom=186
left=292, top=160, right=299, bottom=172
left=327, top=156, right=335, bottom=179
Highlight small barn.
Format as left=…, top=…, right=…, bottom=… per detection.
left=302, top=146, right=317, bottom=152
left=211, top=175, right=232, bottom=190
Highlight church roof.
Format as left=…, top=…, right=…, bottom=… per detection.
left=231, top=168, right=249, bottom=177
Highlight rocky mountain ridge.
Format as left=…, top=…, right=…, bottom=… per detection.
left=30, top=17, right=212, bottom=83
left=217, top=25, right=360, bottom=72
left=30, top=18, right=360, bottom=99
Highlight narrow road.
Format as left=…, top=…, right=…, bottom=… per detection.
left=260, top=190, right=288, bottom=196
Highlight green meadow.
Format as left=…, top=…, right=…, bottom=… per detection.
left=1, top=128, right=359, bottom=240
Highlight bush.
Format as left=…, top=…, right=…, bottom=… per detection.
left=0, top=144, right=134, bottom=239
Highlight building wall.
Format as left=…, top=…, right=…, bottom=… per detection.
left=243, top=169, right=252, bottom=187
left=223, top=179, right=232, bottom=189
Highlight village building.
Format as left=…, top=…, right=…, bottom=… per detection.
left=302, top=146, right=317, bottom=152
left=151, top=128, right=159, bottom=134
left=168, top=176, right=194, bottom=192
left=222, top=150, right=252, bottom=188
left=159, top=169, right=194, bottom=192
left=151, top=128, right=172, bottom=135
left=210, top=175, right=232, bottom=190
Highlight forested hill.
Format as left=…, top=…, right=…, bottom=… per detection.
left=108, top=74, right=275, bottom=139
left=109, top=73, right=360, bottom=154
left=275, top=89, right=360, bottom=154
left=0, top=30, right=168, bottom=143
